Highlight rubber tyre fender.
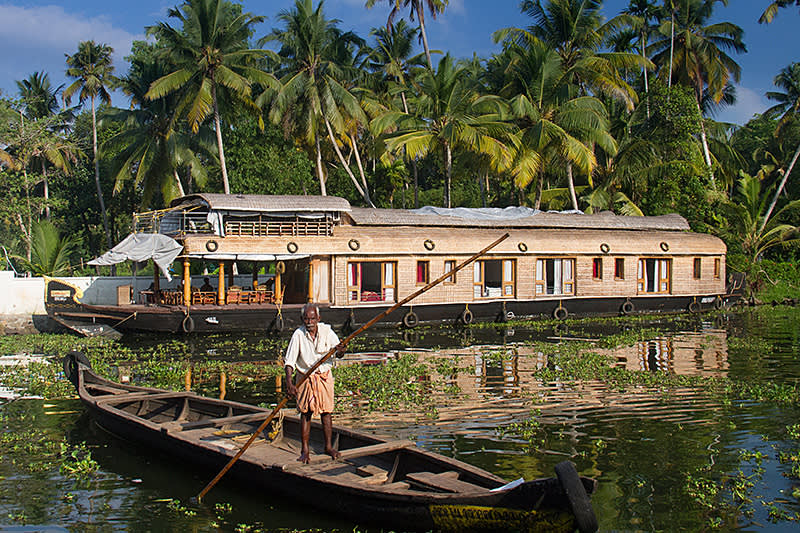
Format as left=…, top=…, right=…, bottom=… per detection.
left=402, top=310, right=419, bottom=328
left=274, top=315, right=284, bottom=332
left=63, top=351, right=91, bottom=387
left=555, top=460, right=598, bottom=533
left=620, top=300, right=634, bottom=315
left=714, top=296, right=724, bottom=310
left=688, top=301, right=700, bottom=313
left=553, top=306, right=568, bottom=320
left=181, top=315, right=195, bottom=334
left=460, top=308, right=474, bottom=325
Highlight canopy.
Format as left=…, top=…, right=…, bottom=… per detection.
left=88, top=233, right=183, bottom=281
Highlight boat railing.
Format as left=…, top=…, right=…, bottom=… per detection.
left=224, top=219, right=334, bottom=237
left=133, top=209, right=213, bottom=237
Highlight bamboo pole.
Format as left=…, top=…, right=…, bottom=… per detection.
left=195, top=233, right=509, bottom=502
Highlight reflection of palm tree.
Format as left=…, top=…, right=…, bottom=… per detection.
left=64, top=40, right=116, bottom=249
left=365, top=0, right=447, bottom=70
left=649, top=0, right=746, bottom=177
left=374, top=54, right=512, bottom=208
left=145, top=0, right=270, bottom=194
left=104, top=44, right=214, bottom=207
left=760, top=63, right=800, bottom=231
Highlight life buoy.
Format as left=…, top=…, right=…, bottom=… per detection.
left=714, top=296, right=724, bottom=309
left=205, top=240, right=219, bottom=252
left=600, top=243, right=610, bottom=254
left=275, top=261, right=286, bottom=274
left=348, top=239, right=360, bottom=251
left=660, top=241, right=670, bottom=252
left=621, top=300, right=634, bottom=315
left=518, top=242, right=528, bottom=252
left=460, top=308, right=474, bottom=325
left=554, top=460, right=598, bottom=533
left=286, top=242, right=298, bottom=254
left=553, top=306, right=568, bottom=320
left=181, top=315, right=195, bottom=333
left=423, top=239, right=435, bottom=251
left=688, top=301, right=700, bottom=313
left=403, top=310, right=419, bottom=328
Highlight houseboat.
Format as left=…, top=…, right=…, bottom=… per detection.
left=45, top=194, right=739, bottom=335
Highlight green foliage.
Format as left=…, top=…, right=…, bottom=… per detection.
left=334, top=353, right=429, bottom=411
left=15, top=220, right=81, bottom=276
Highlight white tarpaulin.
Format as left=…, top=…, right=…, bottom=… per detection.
left=88, top=233, right=183, bottom=281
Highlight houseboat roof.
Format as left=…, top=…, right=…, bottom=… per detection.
left=346, top=207, right=691, bottom=231
left=170, top=194, right=352, bottom=213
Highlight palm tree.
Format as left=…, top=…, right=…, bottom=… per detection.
left=760, top=62, right=800, bottom=231
left=365, top=0, right=447, bottom=70
left=103, top=43, right=214, bottom=207
left=649, top=0, right=746, bottom=178
left=373, top=54, right=512, bottom=208
left=16, top=72, right=61, bottom=120
left=15, top=220, right=80, bottom=276
left=145, top=0, right=273, bottom=194
left=759, top=0, right=800, bottom=23
left=618, top=0, right=663, bottom=110
left=64, top=40, right=116, bottom=249
left=262, top=0, right=371, bottom=202
left=499, top=41, right=617, bottom=211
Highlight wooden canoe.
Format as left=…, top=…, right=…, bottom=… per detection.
left=64, top=352, right=598, bottom=532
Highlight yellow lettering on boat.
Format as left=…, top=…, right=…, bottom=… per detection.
left=429, top=504, right=574, bottom=532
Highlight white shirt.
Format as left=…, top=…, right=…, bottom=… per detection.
left=284, top=322, right=340, bottom=375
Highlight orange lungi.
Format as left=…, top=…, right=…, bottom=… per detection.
left=296, top=370, right=334, bottom=415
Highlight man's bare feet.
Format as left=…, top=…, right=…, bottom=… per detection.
left=325, top=447, right=341, bottom=460
left=298, top=451, right=310, bottom=464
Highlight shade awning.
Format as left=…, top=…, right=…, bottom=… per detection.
left=88, top=233, right=183, bottom=280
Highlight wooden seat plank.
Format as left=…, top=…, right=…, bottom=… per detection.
left=96, top=391, right=191, bottom=404
left=406, top=471, right=489, bottom=493
left=309, top=440, right=414, bottom=464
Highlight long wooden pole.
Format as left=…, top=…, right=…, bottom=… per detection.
left=195, top=233, right=509, bottom=502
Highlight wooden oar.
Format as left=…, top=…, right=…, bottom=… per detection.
left=195, top=232, right=510, bottom=502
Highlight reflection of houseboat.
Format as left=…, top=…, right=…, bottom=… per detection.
left=46, top=194, right=740, bottom=334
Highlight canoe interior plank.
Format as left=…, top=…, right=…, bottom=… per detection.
left=310, top=440, right=413, bottom=464
left=406, top=471, right=490, bottom=493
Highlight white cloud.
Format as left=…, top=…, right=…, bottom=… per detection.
left=0, top=4, right=142, bottom=101
left=715, top=85, right=769, bottom=126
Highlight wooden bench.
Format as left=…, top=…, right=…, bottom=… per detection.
left=310, top=440, right=415, bottom=464
left=406, top=471, right=488, bottom=493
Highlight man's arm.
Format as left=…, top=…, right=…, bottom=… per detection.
left=284, top=365, right=297, bottom=398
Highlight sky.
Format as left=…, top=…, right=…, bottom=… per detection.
left=0, top=0, right=797, bottom=126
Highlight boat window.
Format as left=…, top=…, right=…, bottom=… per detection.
left=615, top=258, right=624, bottom=280
left=416, top=261, right=430, bottom=285
left=693, top=258, right=702, bottom=279
left=347, top=262, right=397, bottom=303
left=535, top=258, right=575, bottom=296
left=714, top=258, right=721, bottom=279
left=473, top=260, right=515, bottom=298
left=443, top=260, right=456, bottom=284
left=638, top=258, right=671, bottom=294
left=593, top=258, right=603, bottom=280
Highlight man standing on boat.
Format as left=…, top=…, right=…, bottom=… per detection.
left=284, top=303, right=346, bottom=463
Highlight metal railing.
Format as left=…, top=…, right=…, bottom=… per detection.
left=134, top=209, right=335, bottom=238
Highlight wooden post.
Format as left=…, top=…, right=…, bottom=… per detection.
left=228, top=261, right=235, bottom=289
left=218, top=262, right=225, bottom=305
left=275, top=264, right=282, bottom=304
left=183, top=258, right=191, bottom=307
left=307, top=261, right=313, bottom=302
left=153, top=260, right=160, bottom=297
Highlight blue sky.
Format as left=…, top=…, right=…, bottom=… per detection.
left=0, top=0, right=797, bottom=125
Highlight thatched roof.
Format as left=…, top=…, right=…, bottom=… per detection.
left=170, top=194, right=351, bottom=213
left=346, top=208, right=691, bottom=231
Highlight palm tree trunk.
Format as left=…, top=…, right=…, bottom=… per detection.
left=760, top=140, right=800, bottom=232
left=416, top=4, right=434, bottom=70
left=348, top=133, right=376, bottom=208
left=641, top=33, right=650, bottom=118
left=566, top=163, right=579, bottom=210
left=668, top=7, right=675, bottom=90
left=211, top=84, right=231, bottom=195
left=695, top=99, right=716, bottom=184
left=91, top=95, right=111, bottom=249
left=315, top=132, right=327, bottom=195
left=533, top=171, right=544, bottom=210
left=324, top=120, right=372, bottom=205
left=444, top=142, right=452, bottom=208
left=41, top=160, right=50, bottom=220
left=174, top=169, right=186, bottom=197
left=413, top=158, right=419, bottom=208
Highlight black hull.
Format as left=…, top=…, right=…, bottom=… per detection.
left=47, top=293, right=740, bottom=335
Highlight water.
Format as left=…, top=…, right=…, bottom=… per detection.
left=1, top=307, right=799, bottom=531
